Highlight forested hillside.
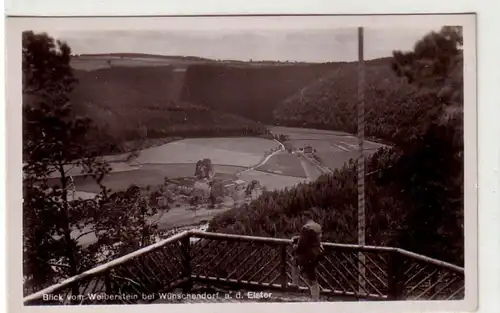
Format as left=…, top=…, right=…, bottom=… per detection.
left=180, top=63, right=339, bottom=122
left=273, top=58, right=457, bottom=144
left=70, top=66, right=270, bottom=153
left=210, top=27, right=464, bottom=266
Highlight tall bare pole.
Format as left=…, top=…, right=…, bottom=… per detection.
left=357, top=26, right=366, bottom=295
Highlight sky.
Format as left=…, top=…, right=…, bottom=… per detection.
left=48, top=27, right=437, bottom=63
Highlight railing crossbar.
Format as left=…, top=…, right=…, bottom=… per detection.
left=365, top=253, right=388, bottom=279
left=445, top=285, right=464, bottom=300
left=149, top=251, right=174, bottom=281
left=222, top=242, right=252, bottom=272
left=269, top=270, right=283, bottom=286
left=132, top=259, right=157, bottom=288
left=235, top=246, right=272, bottom=282
left=80, top=276, right=95, bottom=295
left=211, top=242, right=242, bottom=272
left=395, top=248, right=464, bottom=274
left=351, top=252, right=387, bottom=288
left=317, top=261, right=346, bottom=292
left=201, top=242, right=233, bottom=273
left=246, top=250, right=279, bottom=282
left=23, top=231, right=465, bottom=304
left=407, top=268, right=440, bottom=296
left=257, top=257, right=281, bottom=284
left=285, top=264, right=311, bottom=288
left=162, top=244, right=184, bottom=273
left=316, top=265, right=337, bottom=292
left=341, top=251, right=384, bottom=297
left=405, top=264, right=429, bottom=286
left=120, top=264, right=152, bottom=294
left=225, top=244, right=260, bottom=279
left=429, top=275, right=460, bottom=300
left=192, top=240, right=219, bottom=266
left=164, top=245, right=185, bottom=275
left=112, top=269, right=143, bottom=295
left=404, top=263, right=419, bottom=276
left=191, top=238, right=218, bottom=260
left=415, top=272, right=450, bottom=300
left=321, top=254, right=358, bottom=293
left=329, top=252, right=372, bottom=296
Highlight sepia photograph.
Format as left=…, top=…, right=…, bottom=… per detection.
left=6, top=13, right=477, bottom=311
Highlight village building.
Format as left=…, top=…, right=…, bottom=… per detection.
left=303, top=145, right=314, bottom=154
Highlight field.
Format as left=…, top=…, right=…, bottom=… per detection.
left=238, top=170, right=307, bottom=191
left=256, top=152, right=306, bottom=178
left=62, top=137, right=277, bottom=193
left=297, top=155, right=323, bottom=181
left=70, top=54, right=212, bottom=71
left=70, top=54, right=312, bottom=71
left=270, top=126, right=385, bottom=170
left=71, top=164, right=246, bottom=193
left=130, top=137, right=279, bottom=167
left=57, top=128, right=384, bottom=194
left=71, top=58, right=181, bottom=71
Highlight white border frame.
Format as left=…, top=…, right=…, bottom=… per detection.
left=3, top=0, right=480, bottom=17
left=2, top=2, right=496, bottom=312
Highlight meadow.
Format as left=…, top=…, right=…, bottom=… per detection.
left=69, top=163, right=247, bottom=193
left=255, top=152, right=307, bottom=178
left=61, top=136, right=278, bottom=193
left=70, top=54, right=209, bottom=71
left=238, top=170, right=307, bottom=191
left=130, top=137, right=279, bottom=167
left=271, top=126, right=385, bottom=171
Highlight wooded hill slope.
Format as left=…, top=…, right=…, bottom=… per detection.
left=210, top=28, right=465, bottom=266
left=180, top=63, right=340, bottom=122
left=70, top=66, right=270, bottom=153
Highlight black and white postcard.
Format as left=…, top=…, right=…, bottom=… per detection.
left=5, top=13, right=478, bottom=313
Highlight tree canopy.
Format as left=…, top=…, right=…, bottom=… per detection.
left=22, top=31, right=161, bottom=295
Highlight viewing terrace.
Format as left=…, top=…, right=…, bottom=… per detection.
left=23, top=230, right=465, bottom=305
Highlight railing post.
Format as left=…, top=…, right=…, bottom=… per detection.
left=388, top=250, right=404, bottom=300
left=279, top=243, right=288, bottom=290
left=181, top=234, right=193, bottom=292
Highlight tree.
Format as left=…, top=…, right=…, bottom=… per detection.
left=245, top=180, right=261, bottom=200
left=194, top=159, right=214, bottom=179
left=23, top=31, right=106, bottom=292
left=84, top=185, right=159, bottom=260
left=389, top=26, right=464, bottom=264
left=208, top=181, right=224, bottom=210
left=22, top=31, right=162, bottom=294
left=391, top=26, right=463, bottom=103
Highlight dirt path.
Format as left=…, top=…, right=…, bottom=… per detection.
left=237, top=139, right=285, bottom=177
left=299, top=156, right=314, bottom=182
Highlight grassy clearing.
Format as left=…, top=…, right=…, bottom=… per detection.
left=185, top=137, right=279, bottom=154
left=132, top=137, right=279, bottom=167
left=270, top=125, right=353, bottom=138
left=297, top=155, right=323, bottom=181
left=67, top=163, right=247, bottom=193
left=238, top=170, right=306, bottom=191
left=70, top=54, right=208, bottom=71
left=255, top=152, right=306, bottom=178
left=273, top=126, right=384, bottom=171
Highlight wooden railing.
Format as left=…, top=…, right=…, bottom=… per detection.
left=23, top=231, right=465, bottom=305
